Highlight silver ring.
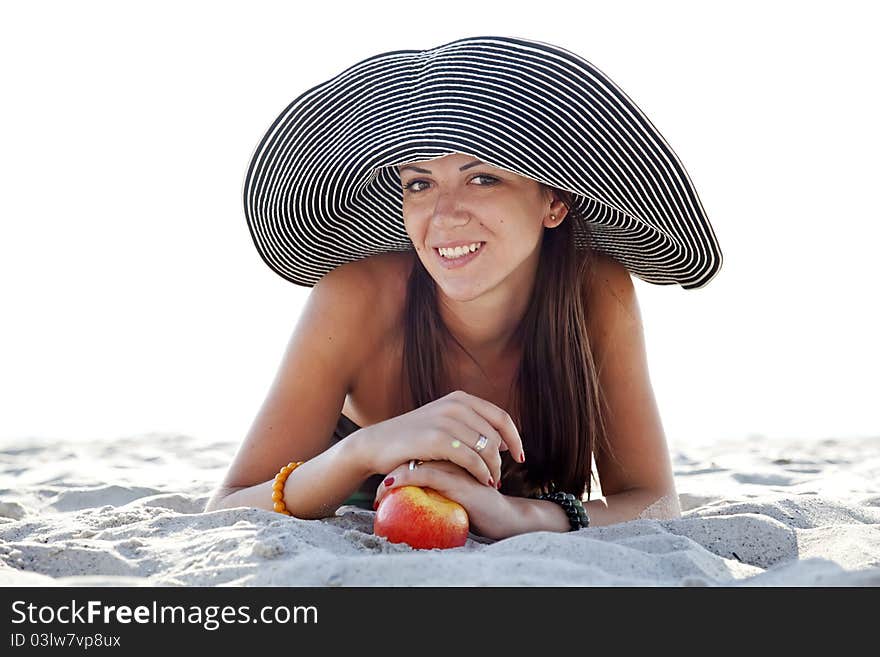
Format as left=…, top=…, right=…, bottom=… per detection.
left=474, top=435, right=488, bottom=452
left=408, top=459, right=423, bottom=471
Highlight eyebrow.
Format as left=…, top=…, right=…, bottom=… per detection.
left=399, top=160, right=486, bottom=174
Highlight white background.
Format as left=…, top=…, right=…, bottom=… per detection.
left=1, top=0, right=877, bottom=448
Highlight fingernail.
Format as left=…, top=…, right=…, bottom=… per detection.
left=496, top=480, right=502, bottom=490
left=488, top=476, right=495, bottom=487
left=520, top=452, right=526, bottom=463
left=384, top=477, right=394, bottom=487
left=373, top=500, right=379, bottom=510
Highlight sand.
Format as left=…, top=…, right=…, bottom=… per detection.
left=1, top=432, right=879, bottom=586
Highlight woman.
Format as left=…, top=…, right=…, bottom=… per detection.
left=205, top=36, right=723, bottom=540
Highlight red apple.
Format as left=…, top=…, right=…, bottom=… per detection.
left=373, top=486, right=470, bottom=549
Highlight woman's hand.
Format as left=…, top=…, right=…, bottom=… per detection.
left=353, top=390, right=526, bottom=489
left=373, top=459, right=516, bottom=541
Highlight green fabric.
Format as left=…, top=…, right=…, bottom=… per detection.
left=341, top=491, right=374, bottom=511
left=335, top=414, right=381, bottom=511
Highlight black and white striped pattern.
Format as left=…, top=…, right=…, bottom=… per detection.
left=243, top=35, right=723, bottom=290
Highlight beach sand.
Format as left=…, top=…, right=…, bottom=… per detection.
left=1, top=432, right=878, bottom=586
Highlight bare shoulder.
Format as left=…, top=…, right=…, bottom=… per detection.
left=587, top=251, right=634, bottom=298
left=585, top=251, right=638, bottom=337
left=322, top=250, right=414, bottom=359
left=357, top=249, right=415, bottom=325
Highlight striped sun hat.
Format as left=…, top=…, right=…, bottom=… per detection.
left=243, top=35, right=723, bottom=290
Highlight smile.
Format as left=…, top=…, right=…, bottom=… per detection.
left=434, top=242, right=486, bottom=270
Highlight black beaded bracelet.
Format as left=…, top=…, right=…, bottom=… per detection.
left=530, top=491, right=590, bottom=531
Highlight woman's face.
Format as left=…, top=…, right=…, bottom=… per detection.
left=398, top=152, right=556, bottom=302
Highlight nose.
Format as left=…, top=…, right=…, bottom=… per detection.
left=430, top=191, right=471, bottom=229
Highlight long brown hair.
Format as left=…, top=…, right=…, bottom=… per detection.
left=397, top=185, right=615, bottom=501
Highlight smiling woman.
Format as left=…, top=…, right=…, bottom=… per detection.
left=393, top=152, right=610, bottom=505
left=207, top=35, right=722, bottom=540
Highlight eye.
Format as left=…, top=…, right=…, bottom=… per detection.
left=402, top=179, right=429, bottom=193
left=471, top=174, right=499, bottom=186
left=402, top=174, right=499, bottom=194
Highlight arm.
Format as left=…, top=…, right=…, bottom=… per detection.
left=584, top=254, right=681, bottom=516
left=502, top=488, right=681, bottom=536
left=491, top=253, right=683, bottom=536
left=371, top=460, right=680, bottom=542
left=204, top=430, right=374, bottom=518
left=204, top=259, right=383, bottom=518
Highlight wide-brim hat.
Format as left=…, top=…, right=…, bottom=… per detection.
left=243, top=35, right=723, bottom=290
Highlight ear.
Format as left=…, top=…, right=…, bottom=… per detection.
left=543, top=197, right=569, bottom=228
left=538, top=183, right=568, bottom=228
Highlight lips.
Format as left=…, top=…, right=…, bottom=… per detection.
left=433, top=241, right=486, bottom=249
left=433, top=242, right=486, bottom=269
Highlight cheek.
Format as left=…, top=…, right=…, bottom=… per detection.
left=403, top=217, right=429, bottom=250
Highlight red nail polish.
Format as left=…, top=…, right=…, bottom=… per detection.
left=520, top=452, right=526, bottom=463
left=384, top=477, right=394, bottom=487
left=488, top=476, right=495, bottom=487
left=373, top=500, right=379, bottom=510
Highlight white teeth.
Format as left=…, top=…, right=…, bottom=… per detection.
left=438, top=242, right=483, bottom=259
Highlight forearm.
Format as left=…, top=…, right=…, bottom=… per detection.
left=503, top=488, right=681, bottom=537
left=204, top=430, right=374, bottom=519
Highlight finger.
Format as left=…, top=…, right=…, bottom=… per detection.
left=374, top=466, right=457, bottom=510
left=432, top=426, right=495, bottom=487
left=372, top=460, right=466, bottom=509
left=451, top=415, right=504, bottom=487
left=451, top=390, right=525, bottom=464
left=444, top=402, right=506, bottom=485
left=373, top=464, right=411, bottom=509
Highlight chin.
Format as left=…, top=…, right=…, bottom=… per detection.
left=435, top=283, right=486, bottom=303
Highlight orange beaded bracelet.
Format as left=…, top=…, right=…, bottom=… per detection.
left=271, top=461, right=305, bottom=516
